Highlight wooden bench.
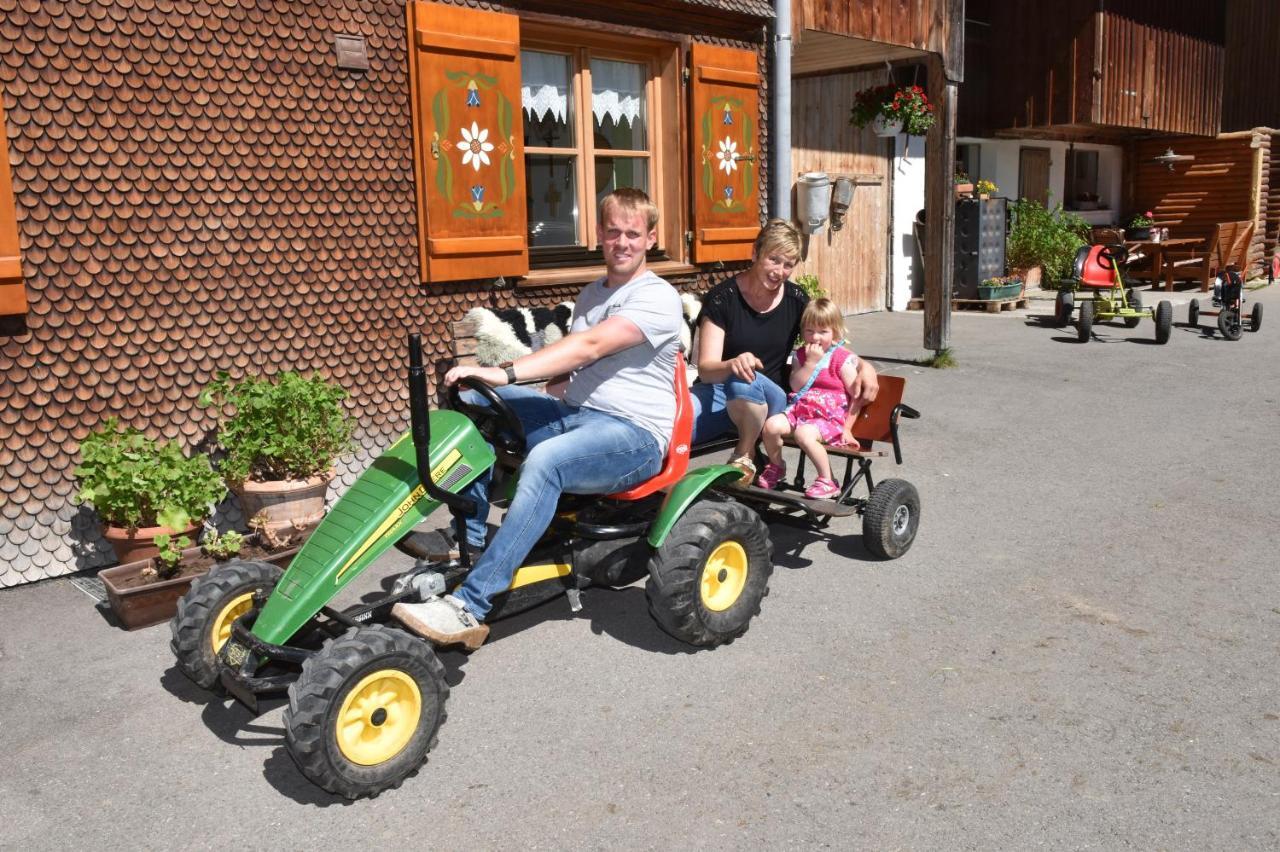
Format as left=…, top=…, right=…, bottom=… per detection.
left=1161, top=220, right=1255, bottom=292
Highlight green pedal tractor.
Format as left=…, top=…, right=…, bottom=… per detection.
left=170, top=333, right=921, bottom=799
left=1055, top=244, right=1173, bottom=344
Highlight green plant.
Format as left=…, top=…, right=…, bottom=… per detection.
left=975, top=179, right=998, bottom=196
left=200, top=371, right=354, bottom=483
left=981, top=274, right=1021, bottom=288
left=953, top=171, right=972, bottom=185
left=1007, top=199, right=1090, bottom=284
left=202, top=529, right=244, bottom=561
left=793, top=272, right=826, bottom=300
left=1128, top=210, right=1155, bottom=228
left=152, top=532, right=189, bottom=579
left=74, top=418, right=225, bottom=532
left=915, top=347, right=957, bottom=369
left=850, top=84, right=936, bottom=136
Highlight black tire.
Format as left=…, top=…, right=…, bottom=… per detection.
left=1250, top=301, right=1262, bottom=332
left=862, top=479, right=921, bottom=559
left=1055, top=290, right=1074, bottom=327
left=645, top=500, right=772, bottom=648
left=1123, top=289, right=1142, bottom=328
left=1188, top=298, right=1199, bottom=326
left=1155, top=300, right=1173, bottom=344
left=1218, top=308, right=1243, bottom=341
left=170, top=560, right=283, bottom=691
left=284, top=626, right=448, bottom=800
left=1076, top=298, right=1094, bottom=342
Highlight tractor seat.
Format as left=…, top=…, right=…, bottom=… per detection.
left=1075, top=244, right=1126, bottom=289
left=607, top=355, right=692, bottom=500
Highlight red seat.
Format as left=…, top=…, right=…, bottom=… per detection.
left=1076, top=244, right=1122, bottom=289
left=607, top=356, right=692, bottom=500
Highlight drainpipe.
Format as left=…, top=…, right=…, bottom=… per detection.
left=771, top=0, right=792, bottom=220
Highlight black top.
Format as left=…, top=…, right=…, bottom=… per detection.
left=700, top=275, right=809, bottom=388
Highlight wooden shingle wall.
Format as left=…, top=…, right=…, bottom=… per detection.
left=0, top=0, right=762, bottom=586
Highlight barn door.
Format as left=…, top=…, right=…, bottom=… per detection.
left=1019, top=147, right=1051, bottom=205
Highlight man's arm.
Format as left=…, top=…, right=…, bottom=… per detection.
left=445, top=315, right=645, bottom=388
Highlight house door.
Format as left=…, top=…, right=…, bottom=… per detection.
left=791, top=70, right=891, bottom=315
left=1019, top=147, right=1051, bottom=205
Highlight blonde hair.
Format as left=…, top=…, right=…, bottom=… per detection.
left=801, top=297, right=844, bottom=336
left=753, top=219, right=802, bottom=262
left=598, top=187, right=659, bottom=231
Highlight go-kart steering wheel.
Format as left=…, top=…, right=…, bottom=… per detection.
left=447, top=376, right=526, bottom=455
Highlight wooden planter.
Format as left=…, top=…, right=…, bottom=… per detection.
left=97, top=534, right=303, bottom=630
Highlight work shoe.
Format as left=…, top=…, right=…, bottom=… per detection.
left=804, top=477, right=840, bottom=500
left=392, top=594, right=490, bottom=651
left=396, top=527, right=485, bottom=563
left=756, top=461, right=786, bottom=490
left=726, top=455, right=756, bottom=488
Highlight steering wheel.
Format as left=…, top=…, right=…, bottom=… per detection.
left=447, top=376, right=526, bottom=455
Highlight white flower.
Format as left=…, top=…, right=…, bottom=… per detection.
left=459, top=122, right=494, bottom=171
left=716, top=137, right=738, bottom=175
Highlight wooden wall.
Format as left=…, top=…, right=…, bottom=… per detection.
left=791, top=70, right=891, bottom=316
left=793, top=0, right=963, bottom=79
left=1222, top=0, right=1280, bottom=132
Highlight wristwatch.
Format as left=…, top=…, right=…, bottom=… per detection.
left=499, top=361, right=518, bottom=385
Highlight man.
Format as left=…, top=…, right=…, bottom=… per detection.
left=392, top=189, right=683, bottom=650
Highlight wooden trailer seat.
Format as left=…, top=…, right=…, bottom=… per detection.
left=1162, top=220, right=1255, bottom=292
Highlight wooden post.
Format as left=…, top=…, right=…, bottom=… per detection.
left=924, top=53, right=957, bottom=352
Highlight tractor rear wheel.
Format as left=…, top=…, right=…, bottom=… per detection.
left=284, top=626, right=448, bottom=799
left=1076, top=299, right=1094, bottom=342
left=646, top=500, right=772, bottom=648
left=1155, top=301, right=1173, bottom=344
left=1188, top=298, right=1200, bottom=326
left=862, top=479, right=921, bottom=559
left=1123, top=289, right=1142, bottom=328
left=1218, top=308, right=1243, bottom=341
left=170, top=560, right=283, bottom=691
left=1250, top=302, right=1263, bottom=332
left=1055, top=291, right=1074, bottom=327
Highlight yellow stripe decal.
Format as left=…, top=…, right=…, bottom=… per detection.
left=510, top=563, right=572, bottom=590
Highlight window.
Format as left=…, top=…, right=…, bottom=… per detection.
left=1065, top=149, right=1100, bottom=210
left=956, top=143, right=981, bottom=182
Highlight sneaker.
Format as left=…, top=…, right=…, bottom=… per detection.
left=392, top=594, right=490, bottom=651
left=756, top=461, right=786, bottom=490
left=804, top=477, right=840, bottom=500
left=726, top=455, right=756, bottom=488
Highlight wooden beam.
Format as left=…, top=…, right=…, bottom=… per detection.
left=924, top=55, right=956, bottom=352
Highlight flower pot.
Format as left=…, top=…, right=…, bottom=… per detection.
left=102, top=521, right=202, bottom=566
left=98, top=533, right=304, bottom=630
left=977, top=283, right=1023, bottom=301
left=953, top=182, right=974, bottom=199
left=1013, top=266, right=1043, bottom=290
left=871, top=115, right=903, bottom=137
left=235, top=471, right=333, bottom=538
left=1126, top=227, right=1152, bottom=241
left=978, top=193, right=990, bottom=201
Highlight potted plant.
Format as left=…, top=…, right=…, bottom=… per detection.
left=953, top=171, right=974, bottom=198
left=1126, top=210, right=1155, bottom=241
left=977, top=275, right=1023, bottom=301
left=974, top=179, right=998, bottom=201
left=74, top=418, right=226, bottom=565
left=1006, top=199, right=1090, bottom=289
left=200, top=370, right=354, bottom=538
left=850, top=84, right=936, bottom=137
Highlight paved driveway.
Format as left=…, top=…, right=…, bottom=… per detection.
left=2, top=286, right=1277, bottom=849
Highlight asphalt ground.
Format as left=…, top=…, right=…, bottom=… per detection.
left=2, top=283, right=1278, bottom=850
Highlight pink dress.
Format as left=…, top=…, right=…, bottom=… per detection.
left=784, top=346, right=857, bottom=444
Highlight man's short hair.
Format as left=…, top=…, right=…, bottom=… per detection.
left=598, top=187, right=659, bottom=231
left=753, top=218, right=802, bottom=262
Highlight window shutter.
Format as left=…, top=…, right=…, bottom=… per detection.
left=689, top=43, right=760, bottom=264
left=407, top=1, right=528, bottom=283
left=0, top=100, right=26, bottom=318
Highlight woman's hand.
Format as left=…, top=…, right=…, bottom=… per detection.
left=444, top=364, right=506, bottom=387
left=728, top=351, right=764, bottom=382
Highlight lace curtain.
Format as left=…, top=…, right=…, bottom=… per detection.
left=521, top=51, right=644, bottom=128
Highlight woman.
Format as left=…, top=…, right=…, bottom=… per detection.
left=691, top=219, right=878, bottom=484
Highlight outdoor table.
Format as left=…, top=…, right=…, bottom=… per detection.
left=1123, top=237, right=1202, bottom=288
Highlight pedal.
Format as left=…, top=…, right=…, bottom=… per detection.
left=566, top=587, right=583, bottom=613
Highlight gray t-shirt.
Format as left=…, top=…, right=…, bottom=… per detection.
left=563, top=270, right=682, bottom=452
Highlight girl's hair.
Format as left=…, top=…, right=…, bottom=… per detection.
left=753, top=218, right=802, bottom=261
left=801, top=297, right=844, bottom=335
left=598, top=187, right=659, bottom=230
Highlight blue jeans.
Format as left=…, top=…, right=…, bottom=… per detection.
left=453, top=385, right=662, bottom=620
left=690, top=373, right=789, bottom=445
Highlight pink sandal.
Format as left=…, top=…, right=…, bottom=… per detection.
left=756, top=461, right=786, bottom=490
left=804, top=477, right=840, bottom=499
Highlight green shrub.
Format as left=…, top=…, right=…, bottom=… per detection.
left=199, top=371, right=354, bottom=483
left=201, top=529, right=244, bottom=561
left=74, top=418, right=225, bottom=531
left=1007, top=199, right=1090, bottom=284
left=793, top=272, right=826, bottom=300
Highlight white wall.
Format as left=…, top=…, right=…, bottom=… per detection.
left=890, top=133, right=927, bottom=309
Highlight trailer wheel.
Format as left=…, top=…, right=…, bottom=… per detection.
left=1218, top=308, right=1243, bottom=341
left=862, top=479, right=921, bottom=559
left=1154, top=300, right=1173, bottom=344
left=170, top=560, right=283, bottom=691
left=646, top=500, right=772, bottom=648
left=1055, top=290, right=1074, bottom=327
left=1250, top=302, right=1262, bottom=332
left=1076, top=299, right=1094, bottom=342
left=1187, top=298, right=1200, bottom=326
left=1123, top=289, right=1142, bottom=328
left=284, top=626, right=448, bottom=799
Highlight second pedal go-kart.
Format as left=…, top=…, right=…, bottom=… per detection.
left=1055, top=244, right=1173, bottom=344
left=1186, top=267, right=1262, bottom=340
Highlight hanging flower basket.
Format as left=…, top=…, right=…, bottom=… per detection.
left=850, top=84, right=936, bottom=137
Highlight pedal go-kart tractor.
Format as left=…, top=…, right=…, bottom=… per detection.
left=169, top=334, right=921, bottom=799
left=1186, top=268, right=1262, bottom=340
left=1055, top=244, right=1173, bottom=344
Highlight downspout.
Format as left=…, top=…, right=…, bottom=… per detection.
left=771, top=0, right=791, bottom=220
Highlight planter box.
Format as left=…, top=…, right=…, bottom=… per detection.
left=98, top=534, right=303, bottom=630
left=1126, top=227, right=1152, bottom=241
left=977, top=283, right=1023, bottom=301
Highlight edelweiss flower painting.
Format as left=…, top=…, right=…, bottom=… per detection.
left=459, top=122, right=494, bottom=171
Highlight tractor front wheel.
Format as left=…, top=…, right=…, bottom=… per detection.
left=1155, top=300, right=1173, bottom=344
left=862, top=479, right=921, bottom=559
left=170, top=560, right=283, bottom=691
left=284, top=626, right=448, bottom=799
left=1123, top=289, right=1142, bottom=328
left=1218, top=308, right=1243, bottom=341
left=1076, top=299, right=1094, bottom=342
left=1188, top=298, right=1200, bottom=326
left=646, top=500, right=772, bottom=648
left=1055, top=291, right=1074, bottom=327
left=1250, top=302, right=1263, bottom=332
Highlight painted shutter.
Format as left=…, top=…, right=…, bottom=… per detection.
left=407, top=1, right=528, bottom=283
left=689, top=43, right=760, bottom=264
left=0, top=99, right=26, bottom=318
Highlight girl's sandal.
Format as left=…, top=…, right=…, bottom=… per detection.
left=726, top=455, right=756, bottom=488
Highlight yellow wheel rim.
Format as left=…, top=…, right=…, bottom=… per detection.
left=210, top=592, right=256, bottom=656
left=336, top=669, right=422, bottom=766
left=700, top=541, right=748, bottom=612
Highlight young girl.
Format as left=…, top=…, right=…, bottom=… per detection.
left=756, top=298, right=865, bottom=499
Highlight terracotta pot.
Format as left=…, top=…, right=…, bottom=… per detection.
left=102, top=521, right=202, bottom=566
left=235, top=471, right=333, bottom=537
left=954, top=182, right=974, bottom=198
